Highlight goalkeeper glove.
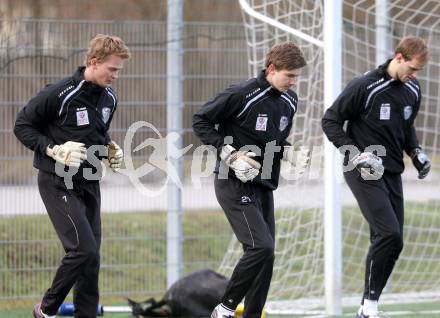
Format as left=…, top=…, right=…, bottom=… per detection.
left=352, top=152, right=384, bottom=180
left=282, top=145, right=310, bottom=176
left=46, top=141, right=87, bottom=168
left=410, top=148, right=430, bottom=179
left=220, top=145, right=261, bottom=183
left=107, top=140, right=123, bottom=172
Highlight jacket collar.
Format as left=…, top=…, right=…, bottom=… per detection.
left=377, top=59, right=393, bottom=81
left=257, top=69, right=271, bottom=88
left=73, top=66, right=104, bottom=93
left=257, top=69, right=282, bottom=96
left=73, top=66, right=86, bottom=84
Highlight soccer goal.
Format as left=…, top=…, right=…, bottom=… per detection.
left=218, top=0, right=440, bottom=315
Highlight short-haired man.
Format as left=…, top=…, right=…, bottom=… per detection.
left=322, top=36, right=431, bottom=318
left=193, top=42, right=309, bottom=318
left=14, top=34, right=130, bottom=318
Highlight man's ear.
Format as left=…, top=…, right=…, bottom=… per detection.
left=266, top=63, right=276, bottom=74
left=395, top=53, right=404, bottom=63
left=89, top=58, right=98, bottom=68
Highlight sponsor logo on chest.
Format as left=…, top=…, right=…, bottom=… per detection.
left=76, top=107, right=89, bottom=126
left=380, top=103, right=391, bottom=120
left=255, top=114, right=268, bottom=131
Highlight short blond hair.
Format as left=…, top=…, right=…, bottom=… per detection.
left=85, top=34, right=131, bottom=66
left=395, top=36, right=428, bottom=64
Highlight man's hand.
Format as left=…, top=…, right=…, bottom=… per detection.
left=107, top=141, right=123, bottom=172
left=352, top=152, right=384, bottom=180
left=282, top=145, right=310, bottom=176
left=220, top=145, right=261, bottom=183
left=411, top=148, right=431, bottom=179
left=46, top=141, right=87, bottom=168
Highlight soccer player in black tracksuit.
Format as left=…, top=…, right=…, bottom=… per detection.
left=193, top=42, right=309, bottom=318
left=14, top=35, right=130, bottom=318
left=322, top=37, right=431, bottom=318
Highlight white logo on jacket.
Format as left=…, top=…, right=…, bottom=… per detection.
left=404, top=105, right=412, bottom=120
left=380, top=103, right=390, bottom=120
left=246, top=88, right=261, bottom=99
left=76, top=108, right=89, bottom=126
left=255, top=114, right=268, bottom=131
left=279, top=116, right=289, bottom=131
left=58, top=85, right=74, bottom=98
left=102, top=107, right=111, bottom=123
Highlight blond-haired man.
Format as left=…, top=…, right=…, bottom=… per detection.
left=14, top=34, right=130, bottom=318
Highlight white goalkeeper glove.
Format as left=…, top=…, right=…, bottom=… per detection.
left=410, top=148, right=431, bottom=179
left=352, top=152, right=384, bottom=180
left=220, top=145, right=261, bottom=183
left=282, top=145, right=310, bottom=176
left=46, top=141, right=87, bottom=168
left=107, top=140, right=123, bottom=172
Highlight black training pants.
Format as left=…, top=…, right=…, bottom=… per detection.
left=344, top=169, right=404, bottom=302
left=38, top=171, right=101, bottom=318
left=215, top=176, right=275, bottom=318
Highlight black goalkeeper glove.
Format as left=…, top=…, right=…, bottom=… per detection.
left=410, top=148, right=431, bottom=179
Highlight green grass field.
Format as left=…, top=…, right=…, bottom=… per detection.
left=0, top=209, right=232, bottom=305
left=2, top=202, right=440, bottom=317
left=2, top=302, right=440, bottom=318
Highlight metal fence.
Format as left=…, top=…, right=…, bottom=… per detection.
left=0, top=18, right=249, bottom=302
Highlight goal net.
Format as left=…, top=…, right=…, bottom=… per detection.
left=219, top=0, right=440, bottom=314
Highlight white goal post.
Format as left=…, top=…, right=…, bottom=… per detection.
left=218, top=0, right=440, bottom=315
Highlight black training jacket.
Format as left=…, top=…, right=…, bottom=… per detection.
left=14, top=67, right=118, bottom=181
left=322, top=59, right=421, bottom=174
left=193, top=70, right=297, bottom=190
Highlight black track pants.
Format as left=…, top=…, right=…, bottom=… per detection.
left=215, top=176, right=275, bottom=318
left=345, top=169, right=404, bottom=302
left=38, top=171, right=101, bottom=318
